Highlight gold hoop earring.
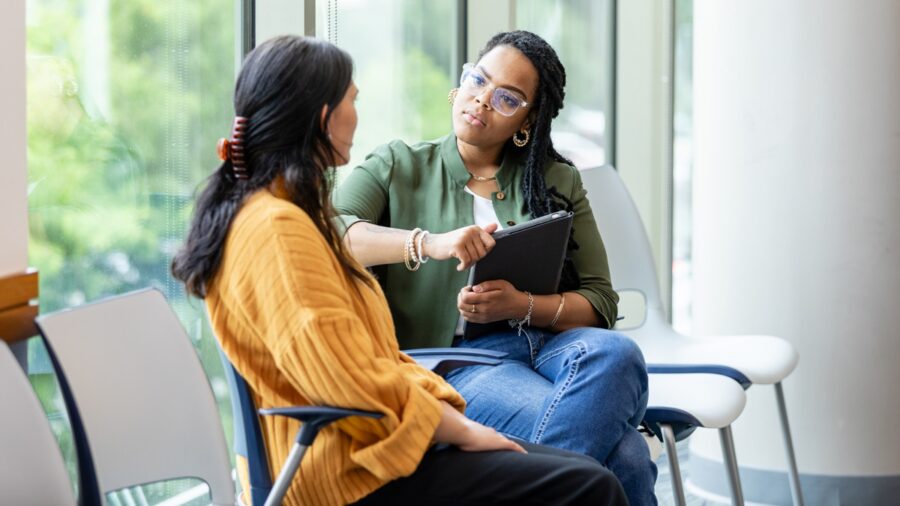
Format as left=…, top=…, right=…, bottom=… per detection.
left=447, top=88, right=459, bottom=105
left=512, top=128, right=530, bottom=148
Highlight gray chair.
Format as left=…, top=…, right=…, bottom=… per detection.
left=0, top=340, right=77, bottom=505
left=36, top=289, right=239, bottom=505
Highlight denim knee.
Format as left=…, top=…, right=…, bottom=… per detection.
left=576, top=330, right=649, bottom=415
left=581, top=330, right=647, bottom=379
left=608, top=331, right=646, bottom=370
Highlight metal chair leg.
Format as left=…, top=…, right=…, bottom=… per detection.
left=660, top=424, right=687, bottom=506
left=265, top=442, right=309, bottom=506
left=775, top=382, right=805, bottom=506
left=718, top=425, right=745, bottom=506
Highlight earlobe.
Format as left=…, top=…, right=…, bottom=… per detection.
left=320, top=104, right=330, bottom=132
left=524, top=113, right=536, bottom=131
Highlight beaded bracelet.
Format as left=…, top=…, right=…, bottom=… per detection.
left=508, top=291, right=534, bottom=336
left=404, top=228, right=422, bottom=271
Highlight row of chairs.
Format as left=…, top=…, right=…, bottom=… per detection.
left=1, top=290, right=509, bottom=506
left=0, top=165, right=802, bottom=506
left=582, top=166, right=803, bottom=506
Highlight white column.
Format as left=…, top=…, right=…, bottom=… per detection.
left=0, top=0, right=27, bottom=277
left=690, top=0, right=900, bottom=503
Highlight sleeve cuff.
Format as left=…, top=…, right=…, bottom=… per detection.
left=334, top=214, right=369, bottom=237
left=573, top=288, right=616, bottom=329
left=348, top=383, right=444, bottom=480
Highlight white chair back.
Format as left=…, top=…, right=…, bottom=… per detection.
left=0, top=341, right=76, bottom=505
left=35, top=289, right=234, bottom=505
left=580, top=166, right=668, bottom=327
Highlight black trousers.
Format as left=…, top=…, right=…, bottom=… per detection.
left=352, top=440, right=629, bottom=506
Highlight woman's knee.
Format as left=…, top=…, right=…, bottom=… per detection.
left=579, top=329, right=647, bottom=375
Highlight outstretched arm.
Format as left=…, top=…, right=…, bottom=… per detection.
left=344, top=220, right=498, bottom=270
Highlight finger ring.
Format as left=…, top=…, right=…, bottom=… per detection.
left=471, top=304, right=478, bottom=313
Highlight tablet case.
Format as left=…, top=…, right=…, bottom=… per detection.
left=462, top=211, right=574, bottom=340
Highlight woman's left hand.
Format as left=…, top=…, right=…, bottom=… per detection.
left=458, top=280, right=528, bottom=324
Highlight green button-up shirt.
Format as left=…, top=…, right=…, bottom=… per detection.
left=333, top=134, right=618, bottom=349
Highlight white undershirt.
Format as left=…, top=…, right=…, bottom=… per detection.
left=465, top=186, right=504, bottom=231
left=456, top=187, right=504, bottom=336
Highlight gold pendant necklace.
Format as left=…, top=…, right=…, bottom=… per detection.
left=467, top=171, right=505, bottom=200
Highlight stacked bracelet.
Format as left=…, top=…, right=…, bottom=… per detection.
left=548, top=293, right=567, bottom=328
left=508, top=291, right=534, bottom=336
left=404, top=228, right=421, bottom=271
left=403, top=228, right=430, bottom=272
left=416, top=231, right=430, bottom=264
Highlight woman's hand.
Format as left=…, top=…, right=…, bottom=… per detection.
left=456, top=420, right=527, bottom=454
left=457, top=280, right=529, bottom=324
left=423, top=223, right=498, bottom=271
left=434, top=401, right=526, bottom=454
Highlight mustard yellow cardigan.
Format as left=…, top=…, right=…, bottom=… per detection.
left=206, top=189, right=466, bottom=506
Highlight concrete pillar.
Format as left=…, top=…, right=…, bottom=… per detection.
left=689, top=0, right=900, bottom=503
left=0, top=0, right=27, bottom=278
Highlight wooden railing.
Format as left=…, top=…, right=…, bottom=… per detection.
left=0, top=269, right=39, bottom=343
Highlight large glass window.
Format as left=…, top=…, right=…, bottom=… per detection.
left=316, top=0, right=459, bottom=174
left=27, top=0, right=235, bottom=501
left=516, top=0, right=615, bottom=169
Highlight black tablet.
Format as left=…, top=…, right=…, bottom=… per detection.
left=462, top=211, right=574, bottom=340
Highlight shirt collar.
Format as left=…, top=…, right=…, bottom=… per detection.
left=440, top=133, right=521, bottom=191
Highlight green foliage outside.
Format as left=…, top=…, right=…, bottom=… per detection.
left=27, top=0, right=236, bottom=499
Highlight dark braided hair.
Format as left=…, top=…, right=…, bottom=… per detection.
left=479, top=30, right=581, bottom=292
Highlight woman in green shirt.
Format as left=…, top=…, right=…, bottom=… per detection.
left=334, top=31, right=656, bottom=505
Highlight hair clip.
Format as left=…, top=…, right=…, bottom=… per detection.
left=217, top=116, right=249, bottom=180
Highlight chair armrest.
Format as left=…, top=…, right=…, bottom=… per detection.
left=259, top=406, right=381, bottom=445
left=404, top=347, right=508, bottom=360
left=410, top=355, right=503, bottom=377
left=259, top=406, right=382, bottom=505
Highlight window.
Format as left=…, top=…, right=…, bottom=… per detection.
left=315, top=0, right=460, bottom=175
left=516, top=0, right=616, bottom=168
left=672, top=0, right=693, bottom=333
left=27, top=0, right=235, bottom=500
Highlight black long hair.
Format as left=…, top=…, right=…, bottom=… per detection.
left=172, top=35, right=370, bottom=298
left=479, top=30, right=581, bottom=291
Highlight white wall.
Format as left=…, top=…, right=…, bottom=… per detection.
left=0, top=0, right=27, bottom=277
left=690, top=0, right=900, bottom=501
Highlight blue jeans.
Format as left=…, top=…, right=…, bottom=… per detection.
left=447, top=327, right=658, bottom=506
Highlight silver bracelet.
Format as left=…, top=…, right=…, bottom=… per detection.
left=508, top=291, right=534, bottom=336
left=416, top=230, right=430, bottom=264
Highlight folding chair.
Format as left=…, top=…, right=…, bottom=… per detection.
left=0, top=340, right=78, bottom=505
left=582, top=165, right=803, bottom=505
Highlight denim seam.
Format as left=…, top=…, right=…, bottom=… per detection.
left=533, top=341, right=586, bottom=443
left=523, top=328, right=542, bottom=365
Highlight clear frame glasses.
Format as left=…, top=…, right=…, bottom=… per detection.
left=459, top=63, right=530, bottom=116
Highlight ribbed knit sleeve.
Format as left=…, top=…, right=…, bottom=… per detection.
left=248, top=201, right=448, bottom=481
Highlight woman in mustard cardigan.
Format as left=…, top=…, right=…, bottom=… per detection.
left=171, top=36, right=625, bottom=506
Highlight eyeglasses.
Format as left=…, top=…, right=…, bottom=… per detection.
left=459, top=63, right=530, bottom=117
